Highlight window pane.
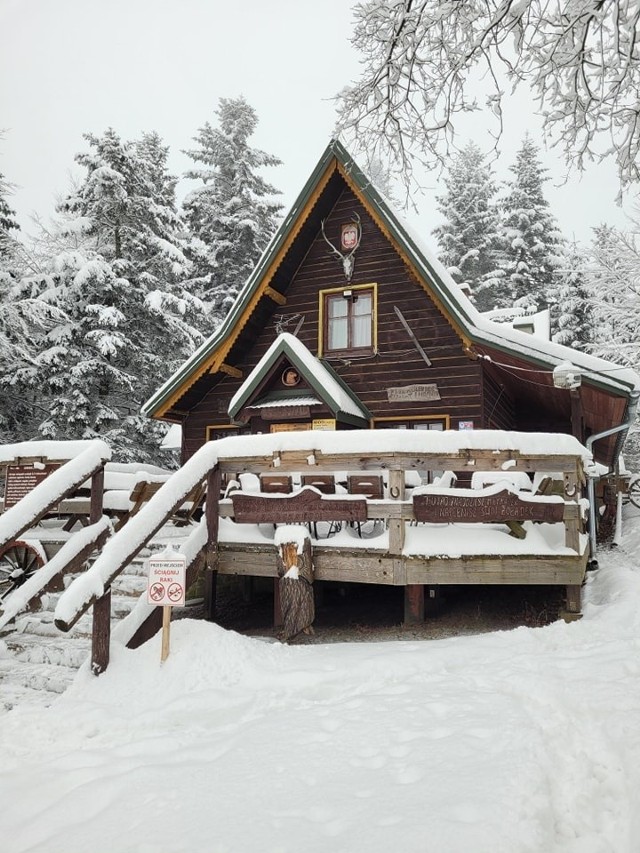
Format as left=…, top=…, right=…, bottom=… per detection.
left=353, top=293, right=371, bottom=316
left=328, top=297, right=348, bottom=318
left=352, top=313, right=371, bottom=347
left=328, top=316, right=348, bottom=350
left=428, top=422, right=445, bottom=431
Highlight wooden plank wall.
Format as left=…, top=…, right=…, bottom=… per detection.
left=183, top=185, right=484, bottom=460
left=482, top=370, right=515, bottom=430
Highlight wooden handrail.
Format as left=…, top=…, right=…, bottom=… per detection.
left=54, top=471, right=210, bottom=633
left=0, top=445, right=110, bottom=549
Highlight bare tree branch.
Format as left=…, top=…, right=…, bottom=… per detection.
left=336, top=0, right=640, bottom=194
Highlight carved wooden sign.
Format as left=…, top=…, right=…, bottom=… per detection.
left=231, top=487, right=367, bottom=524
left=387, top=384, right=441, bottom=402
left=3, top=463, right=61, bottom=509
left=412, top=491, right=565, bottom=524
left=261, top=405, right=311, bottom=420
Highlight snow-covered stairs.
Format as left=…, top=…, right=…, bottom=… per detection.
left=0, top=550, right=151, bottom=712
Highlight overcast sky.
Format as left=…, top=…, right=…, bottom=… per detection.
left=0, top=0, right=636, bottom=246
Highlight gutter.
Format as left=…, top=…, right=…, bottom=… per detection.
left=586, top=390, right=640, bottom=565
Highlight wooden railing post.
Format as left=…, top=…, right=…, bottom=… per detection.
left=91, top=588, right=111, bottom=675
left=388, top=468, right=405, bottom=553
left=205, top=466, right=221, bottom=622
left=90, top=465, right=104, bottom=524
left=89, top=464, right=109, bottom=675
left=564, top=503, right=581, bottom=552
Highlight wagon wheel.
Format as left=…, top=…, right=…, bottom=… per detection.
left=623, top=477, right=640, bottom=510
left=0, top=540, right=45, bottom=602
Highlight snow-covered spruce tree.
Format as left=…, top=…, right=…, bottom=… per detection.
left=0, top=169, right=20, bottom=263
left=551, top=242, right=594, bottom=351
left=432, top=141, right=502, bottom=311
left=585, top=224, right=640, bottom=370
left=495, top=136, right=564, bottom=311
left=0, top=166, right=26, bottom=440
left=182, top=96, right=283, bottom=317
left=9, top=128, right=205, bottom=460
left=584, top=223, right=640, bottom=468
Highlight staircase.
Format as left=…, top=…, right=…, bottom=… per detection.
left=0, top=551, right=151, bottom=712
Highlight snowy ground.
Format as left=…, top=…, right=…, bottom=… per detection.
left=3, top=514, right=640, bottom=852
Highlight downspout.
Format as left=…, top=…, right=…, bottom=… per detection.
left=586, top=391, right=640, bottom=565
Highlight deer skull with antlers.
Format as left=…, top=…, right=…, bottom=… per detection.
left=320, top=213, right=362, bottom=282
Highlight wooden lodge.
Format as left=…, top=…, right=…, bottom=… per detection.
left=137, top=139, right=640, bottom=629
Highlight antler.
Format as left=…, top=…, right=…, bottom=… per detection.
left=320, top=213, right=362, bottom=282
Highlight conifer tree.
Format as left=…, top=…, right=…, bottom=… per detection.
left=585, top=224, right=640, bottom=369
left=552, top=243, right=594, bottom=351
left=433, top=141, right=502, bottom=311
left=183, top=96, right=283, bottom=316
left=0, top=169, right=20, bottom=261
left=496, top=135, right=564, bottom=311
left=6, top=129, right=205, bottom=460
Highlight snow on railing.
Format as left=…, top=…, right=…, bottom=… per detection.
left=0, top=516, right=112, bottom=630
left=0, top=439, right=111, bottom=548
left=111, top=517, right=208, bottom=647
left=54, top=442, right=219, bottom=630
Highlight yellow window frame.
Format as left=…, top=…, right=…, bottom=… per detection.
left=318, top=282, right=378, bottom=358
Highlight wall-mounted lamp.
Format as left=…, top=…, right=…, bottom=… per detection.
left=553, top=361, right=582, bottom=390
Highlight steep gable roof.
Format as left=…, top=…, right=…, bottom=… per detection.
left=142, top=139, right=639, bottom=421
left=228, top=332, right=370, bottom=426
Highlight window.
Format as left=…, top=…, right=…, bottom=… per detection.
left=206, top=424, right=246, bottom=441
left=372, top=416, right=450, bottom=431
left=319, top=284, right=376, bottom=357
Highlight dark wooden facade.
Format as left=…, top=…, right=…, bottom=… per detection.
left=143, top=141, right=637, bottom=470
left=181, top=185, right=486, bottom=459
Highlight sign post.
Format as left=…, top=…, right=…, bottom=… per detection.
left=146, top=549, right=187, bottom=663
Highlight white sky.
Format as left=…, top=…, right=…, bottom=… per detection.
left=0, top=0, right=636, bottom=246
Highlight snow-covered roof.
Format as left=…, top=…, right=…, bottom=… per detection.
left=142, top=139, right=640, bottom=420
left=160, top=423, right=182, bottom=450
left=248, top=397, right=322, bottom=409
left=228, top=332, right=370, bottom=425
left=482, top=308, right=551, bottom=341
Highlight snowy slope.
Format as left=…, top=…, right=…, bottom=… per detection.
left=2, top=515, right=640, bottom=852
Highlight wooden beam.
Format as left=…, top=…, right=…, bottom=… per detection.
left=264, top=286, right=287, bottom=306
left=217, top=545, right=588, bottom=587
left=205, top=466, right=222, bottom=622
left=91, top=589, right=111, bottom=675
left=218, top=363, right=243, bottom=379
left=404, top=585, right=424, bottom=624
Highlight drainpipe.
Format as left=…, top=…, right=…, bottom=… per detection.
left=586, top=394, right=640, bottom=565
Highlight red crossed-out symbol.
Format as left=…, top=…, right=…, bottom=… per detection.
left=168, top=583, right=183, bottom=602
left=149, top=582, right=165, bottom=602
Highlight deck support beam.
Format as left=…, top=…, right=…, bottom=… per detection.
left=274, top=578, right=283, bottom=628
left=561, top=584, right=583, bottom=621
left=404, top=584, right=424, bottom=624
left=205, top=466, right=222, bottom=622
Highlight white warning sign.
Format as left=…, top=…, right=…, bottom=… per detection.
left=147, top=553, right=187, bottom=607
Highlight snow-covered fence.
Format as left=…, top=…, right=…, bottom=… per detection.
left=52, top=430, right=592, bottom=675
left=54, top=442, right=220, bottom=672
left=0, top=440, right=111, bottom=548
left=0, top=517, right=112, bottom=630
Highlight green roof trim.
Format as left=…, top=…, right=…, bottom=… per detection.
left=142, top=139, right=639, bottom=419
left=228, top=333, right=370, bottom=426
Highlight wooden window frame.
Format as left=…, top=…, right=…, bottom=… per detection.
left=318, top=283, right=377, bottom=358
left=372, top=415, right=451, bottom=430
left=206, top=424, right=244, bottom=442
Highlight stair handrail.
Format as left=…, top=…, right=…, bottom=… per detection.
left=112, top=517, right=208, bottom=649
left=0, top=440, right=111, bottom=549
left=0, top=516, right=112, bottom=630
left=54, top=442, right=220, bottom=632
